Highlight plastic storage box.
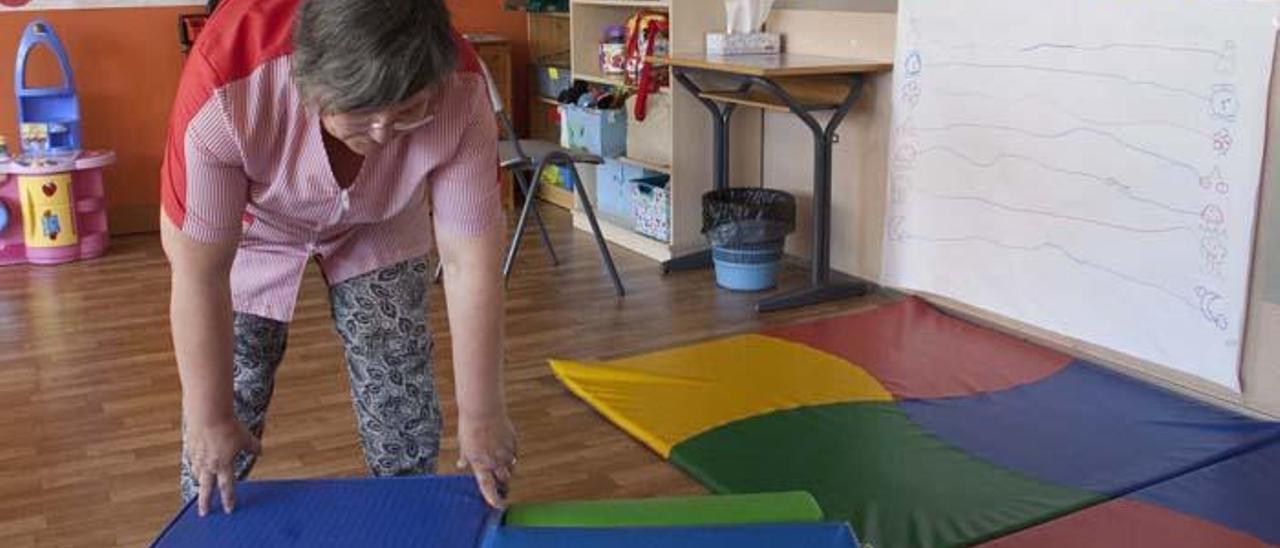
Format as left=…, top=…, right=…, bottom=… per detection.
left=560, top=104, right=627, bottom=158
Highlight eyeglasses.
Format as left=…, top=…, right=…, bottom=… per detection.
left=339, top=111, right=434, bottom=134
left=329, top=90, right=436, bottom=135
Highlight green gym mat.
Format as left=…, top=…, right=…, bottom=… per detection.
left=504, top=491, right=824, bottom=528
left=669, top=402, right=1104, bottom=548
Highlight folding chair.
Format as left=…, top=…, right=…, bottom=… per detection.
left=435, top=60, right=625, bottom=296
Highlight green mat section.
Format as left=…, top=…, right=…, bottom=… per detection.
left=669, top=403, right=1104, bottom=548
left=504, top=491, right=824, bottom=528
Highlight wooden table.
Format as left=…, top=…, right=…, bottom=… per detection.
left=659, top=52, right=891, bottom=312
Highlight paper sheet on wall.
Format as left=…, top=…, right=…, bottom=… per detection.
left=884, top=0, right=1279, bottom=392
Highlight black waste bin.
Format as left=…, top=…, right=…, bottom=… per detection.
left=702, top=188, right=797, bottom=291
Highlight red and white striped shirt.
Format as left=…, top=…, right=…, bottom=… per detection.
left=161, top=0, right=500, bottom=322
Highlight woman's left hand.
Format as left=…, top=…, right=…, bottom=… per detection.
left=457, top=412, right=518, bottom=508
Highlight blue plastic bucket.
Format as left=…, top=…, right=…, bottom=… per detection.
left=713, top=240, right=784, bottom=292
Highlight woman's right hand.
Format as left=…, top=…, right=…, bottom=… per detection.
left=164, top=216, right=256, bottom=517
left=184, top=415, right=261, bottom=517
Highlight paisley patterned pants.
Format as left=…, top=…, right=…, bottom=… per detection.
left=180, top=257, right=442, bottom=502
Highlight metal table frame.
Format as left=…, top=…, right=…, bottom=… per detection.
left=662, top=65, right=873, bottom=312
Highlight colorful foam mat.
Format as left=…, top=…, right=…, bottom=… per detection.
left=153, top=476, right=494, bottom=547
left=762, top=297, right=1073, bottom=399
left=984, top=437, right=1280, bottom=547
left=551, top=333, right=891, bottom=457
left=503, top=491, right=823, bottom=528
left=481, top=522, right=860, bottom=548
left=898, top=360, right=1280, bottom=495
left=155, top=477, right=851, bottom=548
left=550, top=297, right=1280, bottom=548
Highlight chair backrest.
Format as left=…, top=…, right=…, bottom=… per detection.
left=473, top=56, right=528, bottom=161
left=474, top=59, right=506, bottom=115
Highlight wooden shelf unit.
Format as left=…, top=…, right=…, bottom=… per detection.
left=572, top=72, right=628, bottom=86
left=572, top=0, right=669, bottom=8
left=567, top=0, right=762, bottom=261
left=537, top=181, right=577, bottom=210
left=527, top=10, right=574, bottom=210
left=618, top=155, right=671, bottom=174
left=569, top=0, right=668, bottom=92
left=572, top=210, right=673, bottom=262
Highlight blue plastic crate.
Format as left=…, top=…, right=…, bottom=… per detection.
left=561, top=104, right=627, bottom=158
left=533, top=64, right=573, bottom=99
left=595, top=160, right=644, bottom=223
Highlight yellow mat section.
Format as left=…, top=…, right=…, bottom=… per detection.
left=550, top=334, right=892, bottom=457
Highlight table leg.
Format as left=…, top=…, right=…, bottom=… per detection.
left=757, top=281, right=871, bottom=313
left=661, top=249, right=713, bottom=273
left=662, top=68, right=740, bottom=273
left=747, top=75, right=875, bottom=312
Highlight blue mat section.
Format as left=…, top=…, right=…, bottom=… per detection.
left=483, top=522, right=860, bottom=548
left=1132, top=437, right=1280, bottom=544
left=153, top=476, right=494, bottom=547
left=899, top=361, right=1280, bottom=494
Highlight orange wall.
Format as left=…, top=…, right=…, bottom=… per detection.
left=449, top=0, right=530, bottom=131
left=0, top=7, right=197, bottom=234
left=0, top=2, right=528, bottom=235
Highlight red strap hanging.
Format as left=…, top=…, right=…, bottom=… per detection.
left=633, top=20, right=668, bottom=121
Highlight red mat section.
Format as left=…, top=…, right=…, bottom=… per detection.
left=980, top=499, right=1268, bottom=548
left=765, top=297, right=1072, bottom=399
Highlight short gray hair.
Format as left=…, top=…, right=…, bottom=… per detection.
left=292, top=0, right=458, bottom=113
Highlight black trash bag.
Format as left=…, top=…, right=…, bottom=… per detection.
left=702, top=188, right=797, bottom=247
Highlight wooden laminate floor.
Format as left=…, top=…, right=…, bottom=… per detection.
left=0, top=204, right=889, bottom=547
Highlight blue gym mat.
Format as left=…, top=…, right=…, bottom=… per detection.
left=899, top=361, right=1280, bottom=494
left=1131, top=436, right=1280, bottom=544
left=152, top=476, right=495, bottom=547
left=154, top=475, right=860, bottom=547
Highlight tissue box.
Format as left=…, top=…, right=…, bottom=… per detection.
left=706, top=32, right=781, bottom=56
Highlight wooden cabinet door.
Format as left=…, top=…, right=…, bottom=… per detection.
left=473, top=41, right=513, bottom=116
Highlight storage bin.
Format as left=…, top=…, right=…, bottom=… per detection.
left=630, top=174, right=671, bottom=242
left=533, top=64, right=572, bottom=99
left=595, top=159, right=644, bottom=224
left=560, top=104, right=627, bottom=158
left=504, top=0, right=568, bottom=10
left=538, top=163, right=574, bottom=192
left=626, top=92, right=672, bottom=168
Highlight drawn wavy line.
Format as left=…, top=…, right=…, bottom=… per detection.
left=908, top=189, right=1195, bottom=234
left=898, top=232, right=1197, bottom=309
left=1020, top=42, right=1226, bottom=60
left=927, top=86, right=1213, bottom=139
left=917, top=39, right=1226, bottom=62
left=928, top=61, right=1209, bottom=100
left=912, top=145, right=1202, bottom=216
left=918, top=38, right=982, bottom=54
left=912, top=123, right=1202, bottom=180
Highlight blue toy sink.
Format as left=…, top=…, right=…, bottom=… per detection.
left=15, top=19, right=81, bottom=155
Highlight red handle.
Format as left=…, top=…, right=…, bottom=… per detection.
left=632, top=21, right=667, bottom=121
